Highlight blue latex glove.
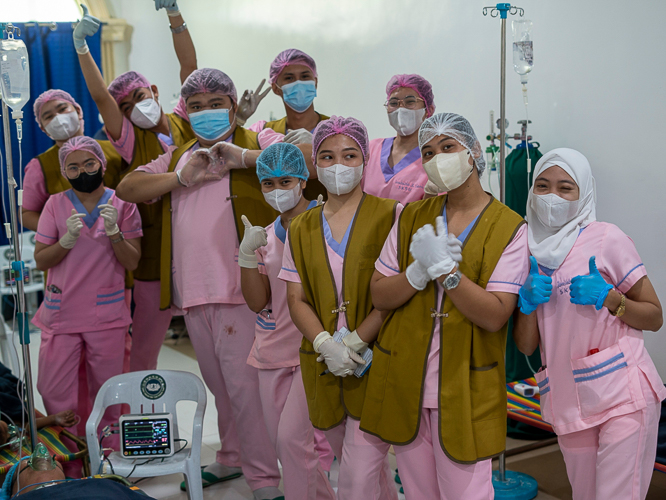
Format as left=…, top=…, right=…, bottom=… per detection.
left=570, top=256, right=614, bottom=310
left=73, top=4, right=101, bottom=52
left=154, top=0, right=179, bottom=11
left=518, top=256, right=553, bottom=315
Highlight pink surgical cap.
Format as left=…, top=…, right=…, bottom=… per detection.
left=312, top=116, right=369, bottom=164
left=58, top=136, right=107, bottom=177
left=33, top=89, right=80, bottom=125
left=386, top=74, right=436, bottom=117
left=181, top=68, right=237, bottom=104
left=108, top=71, right=152, bottom=104
left=269, top=49, right=317, bottom=84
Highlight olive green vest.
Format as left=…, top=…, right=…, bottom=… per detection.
left=288, top=194, right=398, bottom=430
left=159, top=127, right=277, bottom=310
left=359, top=195, right=525, bottom=464
left=264, top=114, right=329, bottom=204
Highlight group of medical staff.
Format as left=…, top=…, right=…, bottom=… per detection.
left=18, top=1, right=664, bottom=499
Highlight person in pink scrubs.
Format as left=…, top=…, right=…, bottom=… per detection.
left=280, top=116, right=401, bottom=500
left=115, top=68, right=285, bottom=500
left=362, top=74, right=437, bottom=203
left=513, top=148, right=665, bottom=500
left=367, top=113, right=530, bottom=499
left=32, top=137, right=142, bottom=477
left=239, top=142, right=335, bottom=500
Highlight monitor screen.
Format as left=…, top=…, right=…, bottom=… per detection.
left=121, top=417, right=172, bottom=457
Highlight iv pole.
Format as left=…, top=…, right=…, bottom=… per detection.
left=0, top=23, right=39, bottom=450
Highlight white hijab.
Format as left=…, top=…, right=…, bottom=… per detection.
left=526, top=148, right=597, bottom=270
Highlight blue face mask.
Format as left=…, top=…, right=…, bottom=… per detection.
left=280, top=80, right=317, bottom=113
left=189, top=108, right=232, bottom=141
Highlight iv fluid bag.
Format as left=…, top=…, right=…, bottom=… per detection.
left=512, top=20, right=533, bottom=83
left=0, top=37, right=30, bottom=114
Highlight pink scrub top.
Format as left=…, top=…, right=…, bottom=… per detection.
left=531, top=221, right=666, bottom=435
left=248, top=200, right=317, bottom=369
left=375, top=204, right=530, bottom=408
left=279, top=204, right=404, bottom=333
left=32, top=188, right=143, bottom=334
left=361, top=137, right=428, bottom=204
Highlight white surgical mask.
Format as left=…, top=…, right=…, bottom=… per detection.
left=130, top=92, right=161, bottom=129
left=263, top=185, right=302, bottom=212
left=316, top=163, right=364, bottom=196
left=388, top=108, right=426, bottom=137
left=532, top=193, right=580, bottom=229
left=423, top=150, right=474, bottom=192
left=44, top=111, right=80, bottom=141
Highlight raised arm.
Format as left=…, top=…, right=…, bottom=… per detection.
left=154, top=1, right=197, bottom=83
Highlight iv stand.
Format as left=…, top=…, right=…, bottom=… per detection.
left=1, top=25, right=39, bottom=451
left=483, top=3, right=524, bottom=203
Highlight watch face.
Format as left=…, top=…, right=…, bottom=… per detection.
left=445, top=271, right=461, bottom=290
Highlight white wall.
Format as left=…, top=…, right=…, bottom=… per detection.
left=108, top=0, right=666, bottom=377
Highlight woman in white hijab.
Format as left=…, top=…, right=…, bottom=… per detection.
left=513, top=148, right=665, bottom=500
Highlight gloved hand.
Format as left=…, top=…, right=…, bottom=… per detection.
left=316, top=194, right=324, bottom=206
left=316, top=334, right=365, bottom=377
left=405, top=260, right=430, bottom=290
left=423, top=180, right=440, bottom=196
left=409, top=216, right=457, bottom=279
left=177, top=149, right=223, bottom=187
left=570, top=256, right=614, bottom=310
left=342, top=330, right=368, bottom=354
left=98, top=202, right=120, bottom=236
left=73, top=5, right=101, bottom=55
left=236, top=79, right=270, bottom=125
left=238, top=215, right=268, bottom=269
left=518, top=256, right=553, bottom=315
left=59, top=209, right=85, bottom=249
left=154, top=0, right=179, bottom=12
left=209, top=142, right=249, bottom=172
left=447, top=233, right=462, bottom=263
left=284, top=128, right=313, bottom=145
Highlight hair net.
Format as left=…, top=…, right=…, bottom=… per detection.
left=181, top=68, right=237, bottom=104
left=256, top=143, right=309, bottom=183
left=386, top=74, right=436, bottom=117
left=108, top=71, right=152, bottom=104
left=58, top=136, right=107, bottom=177
left=33, top=89, right=80, bottom=126
left=269, top=49, right=318, bottom=84
left=312, top=116, right=369, bottom=165
left=418, top=112, right=486, bottom=176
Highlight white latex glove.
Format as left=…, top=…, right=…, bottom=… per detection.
left=59, top=209, right=85, bottom=249
left=342, top=330, right=368, bottom=353
left=318, top=338, right=365, bottom=377
left=98, top=203, right=120, bottom=236
left=447, top=233, right=463, bottom=263
left=238, top=215, right=268, bottom=269
left=423, top=180, right=440, bottom=196
left=409, top=216, right=456, bottom=280
left=209, top=142, right=249, bottom=172
left=284, top=128, right=313, bottom=145
left=405, top=260, right=430, bottom=290
left=236, top=79, right=270, bottom=125
left=73, top=5, right=101, bottom=54
left=316, top=194, right=324, bottom=206
left=177, top=149, right=223, bottom=187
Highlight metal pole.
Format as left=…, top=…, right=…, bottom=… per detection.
left=1, top=100, right=38, bottom=450
left=499, top=451, right=506, bottom=482
left=499, top=16, right=507, bottom=204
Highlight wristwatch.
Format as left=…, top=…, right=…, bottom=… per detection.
left=443, top=269, right=462, bottom=291
left=110, top=232, right=125, bottom=244
left=170, top=22, right=188, bottom=34
left=610, top=293, right=626, bottom=317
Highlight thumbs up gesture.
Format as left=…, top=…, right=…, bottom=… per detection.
left=518, top=256, right=553, bottom=315
left=73, top=4, right=101, bottom=53
left=570, top=256, right=614, bottom=310
left=59, top=209, right=86, bottom=249
left=238, top=215, right=268, bottom=269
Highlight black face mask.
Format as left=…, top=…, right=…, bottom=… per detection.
left=68, top=169, right=103, bottom=193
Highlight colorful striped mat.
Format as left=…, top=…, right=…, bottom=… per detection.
left=0, top=426, right=77, bottom=475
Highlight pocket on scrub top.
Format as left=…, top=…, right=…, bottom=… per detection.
left=534, top=367, right=553, bottom=424
left=469, top=362, right=502, bottom=422
left=570, top=342, right=633, bottom=420
left=95, top=285, right=126, bottom=324
left=41, top=290, right=62, bottom=326
left=255, top=311, right=276, bottom=334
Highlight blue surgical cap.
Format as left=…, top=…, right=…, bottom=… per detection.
left=256, top=142, right=309, bottom=183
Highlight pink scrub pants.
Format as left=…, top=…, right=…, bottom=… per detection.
left=257, top=366, right=335, bottom=500
left=129, top=280, right=172, bottom=371
left=184, top=303, right=280, bottom=491
left=557, top=390, right=661, bottom=500
left=37, top=327, right=126, bottom=477
left=394, top=408, right=493, bottom=500
left=315, top=429, right=335, bottom=472
left=325, top=416, right=398, bottom=500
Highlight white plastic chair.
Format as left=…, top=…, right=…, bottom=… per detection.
left=86, top=370, right=206, bottom=500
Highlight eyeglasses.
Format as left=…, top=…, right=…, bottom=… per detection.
left=384, top=96, right=425, bottom=111
left=65, top=159, right=101, bottom=179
